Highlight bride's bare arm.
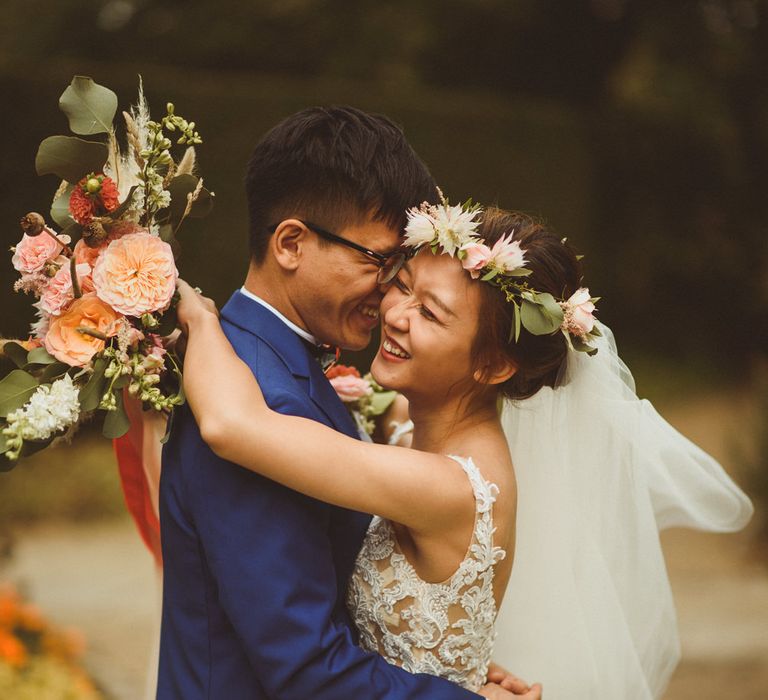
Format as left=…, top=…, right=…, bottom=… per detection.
left=177, top=281, right=470, bottom=533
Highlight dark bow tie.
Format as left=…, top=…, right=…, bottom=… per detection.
left=301, top=339, right=340, bottom=373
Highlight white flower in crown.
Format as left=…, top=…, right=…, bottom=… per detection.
left=433, top=202, right=482, bottom=257
left=403, top=203, right=439, bottom=247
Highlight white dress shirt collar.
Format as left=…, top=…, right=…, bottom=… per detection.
left=239, top=287, right=319, bottom=346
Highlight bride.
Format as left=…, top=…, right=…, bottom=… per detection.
left=174, top=200, right=753, bottom=698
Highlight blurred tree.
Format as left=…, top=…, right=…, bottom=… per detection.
left=0, top=0, right=765, bottom=373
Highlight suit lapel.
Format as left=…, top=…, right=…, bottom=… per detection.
left=221, top=291, right=358, bottom=438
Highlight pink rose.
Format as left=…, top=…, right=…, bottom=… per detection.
left=460, top=241, right=493, bottom=279
left=44, top=293, right=121, bottom=366
left=565, top=287, right=596, bottom=336
left=92, top=232, right=178, bottom=316
left=12, top=233, right=64, bottom=274
left=39, top=263, right=94, bottom=316
left=329, top=374, right=373, bottom=403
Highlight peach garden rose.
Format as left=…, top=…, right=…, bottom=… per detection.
left=92, top=231, right=178, bottom=316
left=44, top=293, right=121, bottom=366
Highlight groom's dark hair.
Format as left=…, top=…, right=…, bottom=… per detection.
left=245, top=106, right=437, bottom=262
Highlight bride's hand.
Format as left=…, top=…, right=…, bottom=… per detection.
left=176, top=279, right=219, bottom=334
left=479, top=681, right=543, bottom=699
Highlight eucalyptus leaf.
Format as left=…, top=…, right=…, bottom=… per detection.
left=35, top=136, right=108, bottom=184
left=520, top=299, right=561, bottom=336
left=40, top=363, right=70, bottom=383
left=537, top=292, right=565, bottom=324
left=369, top=390, right=398, bottom=416
left=79, top=358, right=107, bottom=412
left=514, top=302, right=522, bottom=342
left=26, top=347, right=58, bottom=366
left=103, top=390, right=130, bottom=439
left=0, top=370, right=39, bottom=418
left=50, top=183, right=76, bottom=228
left=2, top=342, right=28, bottom=369
left=59, top=76, right=118, bottom=136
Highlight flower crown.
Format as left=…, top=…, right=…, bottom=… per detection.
left=403, top=195, right=601, bottom=354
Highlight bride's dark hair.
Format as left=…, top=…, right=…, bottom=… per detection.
left=472, top=207, right=583, bottom=400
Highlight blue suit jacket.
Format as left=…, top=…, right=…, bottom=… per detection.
left=158, top=291, right=477, bottom=699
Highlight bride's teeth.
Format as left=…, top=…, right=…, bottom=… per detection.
left=383, top=339, right=410, bottom=359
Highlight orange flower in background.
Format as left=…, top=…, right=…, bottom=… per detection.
left=44, top=293, right=121, bottom=366
left=69, top=174, right=120, bottom=225
left=0, top=586, right=19, bottom=628
left=0, top=629, right=27, bottom=668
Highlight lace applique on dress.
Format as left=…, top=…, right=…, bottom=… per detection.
left=346, top=455, right=506, bottom=691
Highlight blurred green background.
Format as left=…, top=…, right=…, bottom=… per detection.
left=0, top=2, right=767, bottom=698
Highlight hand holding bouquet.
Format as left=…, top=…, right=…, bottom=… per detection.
left=1, top=76, right=213, bottom=464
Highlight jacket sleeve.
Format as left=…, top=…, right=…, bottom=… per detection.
left=185, top=388, right=479, bottom=700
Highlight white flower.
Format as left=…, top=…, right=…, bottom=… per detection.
left=404, top=206, right=438, bottom=247
left=433, top=203, right=482, bottom=257
left=5, top=374, right=81, bottom=443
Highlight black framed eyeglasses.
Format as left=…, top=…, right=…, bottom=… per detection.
left=266, top=219, right=414, bottom=284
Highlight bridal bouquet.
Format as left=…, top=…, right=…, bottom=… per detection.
left=0, top=76, right=213, bottom=464
left=327, top=365, right=398, bottom=437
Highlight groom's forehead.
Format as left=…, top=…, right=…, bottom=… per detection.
left=341, top=219, right=401, bottom=253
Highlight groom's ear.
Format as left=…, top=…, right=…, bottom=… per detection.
left=270, top=219, right=309, bottom=271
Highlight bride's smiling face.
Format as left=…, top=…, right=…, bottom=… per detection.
left=371, top=249, right=484, bottom=402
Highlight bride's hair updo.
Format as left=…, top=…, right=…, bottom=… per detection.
left=472, top=207, right=582, bottom=400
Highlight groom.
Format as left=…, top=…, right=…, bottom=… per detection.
left=159, top=107, right=537, bottom=699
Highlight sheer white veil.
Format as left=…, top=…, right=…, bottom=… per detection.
left=493, top=322, right=753, bottom=699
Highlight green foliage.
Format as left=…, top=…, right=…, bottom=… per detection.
left=78, top=357, right=107, bottom=413
left=520, top=293, right=563, bottom=336
left=50, top=183, right=77, bottom=228
left=102, top=389, right=130, bottom=439
left=2, top=342, right=28, bottom=369
left=58, top=75, right=118, bottom=136
left=0, top=370, right=38, bottom=418
left=35, top=136, right=108, bottom=184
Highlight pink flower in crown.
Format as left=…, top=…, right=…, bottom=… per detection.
left=488, top=233, right=526, bottom=273
left=12, top=233, right=65, bottom=274
left=39, top=262, right=95, bottom=316
left=562, top=287, right=596, bottom=337
left=329, top=373, right=373, bottom=403
left=460, top=241, right=493, bottom=279
left=92, top=231, right=178, bottom=316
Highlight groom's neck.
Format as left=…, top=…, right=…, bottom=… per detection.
left=243, top=262, right=310, bottom=334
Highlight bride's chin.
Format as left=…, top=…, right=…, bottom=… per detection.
left=370, top=355, right=406, bottom=391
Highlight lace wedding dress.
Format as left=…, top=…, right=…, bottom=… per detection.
left=347, top=456, right=506, bottom=692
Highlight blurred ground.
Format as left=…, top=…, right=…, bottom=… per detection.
left=1, top=389, right=766, bottom=699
